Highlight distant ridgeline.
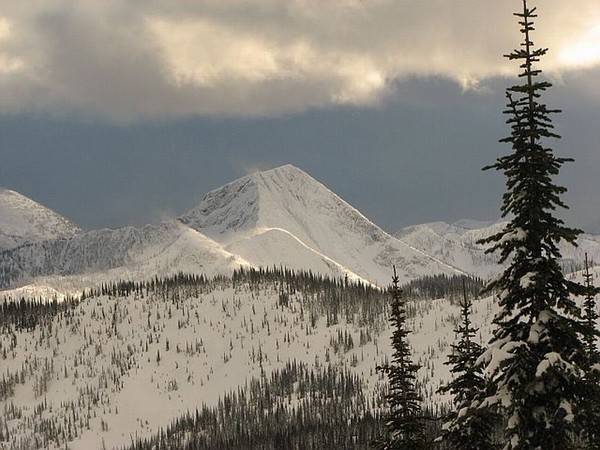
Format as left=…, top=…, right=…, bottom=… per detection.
left=79, top=268, right=389, bottom=331
left=80, top=269, right=484, bottom=305
left=0, top=267, right=390, bottom=342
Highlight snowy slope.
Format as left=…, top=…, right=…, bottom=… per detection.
left=2, top=220, right=600, bottom=449
left=0, top=165, right=463, bottom=293
left=0, top=220, right=250, bottom=291
left=397, top=219, right=600, bottom=278
left=13, top=266, right=600, bottom=449
left=0, top=275, right=495, bottom=449
left=3, top=166, right=600, bottom=295
left=181, top=165, right=464, bottom=285
left=0, top=189, right=81, bottom=251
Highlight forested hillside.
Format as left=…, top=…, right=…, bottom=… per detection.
left=0, top=269, right=492, bottom=449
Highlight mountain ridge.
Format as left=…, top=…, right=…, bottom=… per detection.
left=181, top=164, right=466, bottom=283
left=2, top=164, right=599, bottom=295
left=395, top=219, right=600, bottom=278
left=0, top=188, right=82, bottom=251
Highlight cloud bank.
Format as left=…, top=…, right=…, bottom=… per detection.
left=0, top=1, right=599, bottom=121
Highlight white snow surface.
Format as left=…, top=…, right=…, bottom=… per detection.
left=0, top=221, right=251, bottom=297
left=0, top=278, right=499, bottom=449
left=0, top=189, right=81, bottom=251
left=396, top=219, right=600, bottom=279
left=3, top=164, right=600, bottom=297
left=1, top=165, right=464, bottom=294
left=2, top=251, right=600, bottom=449
left=181, top=165, right=463, bottom=285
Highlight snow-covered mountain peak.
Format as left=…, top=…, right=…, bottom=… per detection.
left=178, top=165, right=464, bottom=285
left=250, top=164, right=318, bottom=190
left=0, top=189, right=82, bottom=250
left=181, top=164, right=380, bottom=244
left=397, top=219, right=508, bottom=240
left=177, top=165, right=302, bottom=235
left=180, top=173, right=260, bottom=238
left=255, top=163, right=305, bottom=178
left=4, top=169, right=600, bottom=294
left=396, top=221, right=466, bottom=240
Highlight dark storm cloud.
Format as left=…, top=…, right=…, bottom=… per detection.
left=2, top=71, right=598, bottom=234
left=0, top=2, right=598, bottom=235
left=0, top=1, right=598, bottom=120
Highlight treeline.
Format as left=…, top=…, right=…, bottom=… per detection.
left=82, top=267, right=376, bottom=299
left=82, top=267, right=389, bottom=333
left=127, top=360, right=383, bottom=450
left=0, top=296, right=79, bottom=332
left=1, top=270, right=480, bottom=335
left=402, top=274, right=485, bottom=302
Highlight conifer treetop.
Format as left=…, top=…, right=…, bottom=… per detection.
left=582, top=253, right=600, bottom=366
left=372, top=265, right=427, bottom=449
left=475, top=1, right=597, bottom=449
left=437, top=279, right=496, bottom=450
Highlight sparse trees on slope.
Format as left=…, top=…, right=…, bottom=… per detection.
left=372, top=266, right=427, bottom=449
left=437, top=280, right=497, bottom=450
left=476, top=1, right=600, bottom=448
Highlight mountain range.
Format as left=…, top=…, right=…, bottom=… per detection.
left=2, top=165, right=600, bottom=449
left=2, top=164, right=599, bottom=296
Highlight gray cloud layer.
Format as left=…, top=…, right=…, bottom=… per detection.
left=0, top=1, right=599, bottom=121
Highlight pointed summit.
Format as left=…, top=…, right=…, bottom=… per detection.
left=181, top=164, right=378, bottom=243
left=180, top=164, right=385, bottom=251
left=181, top=164, right=464, bottom=285
left=179, top=165, right=308, bottom=232
left=0, top=189, right=81, bottom=250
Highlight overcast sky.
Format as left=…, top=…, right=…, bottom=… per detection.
left=1, top=1, right=599, bottom=233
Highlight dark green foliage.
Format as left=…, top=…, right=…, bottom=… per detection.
left=372, top=268, right=427, bottom=449
left=437, top=281, right=498, bottom=450
left=402, top=274, right=485, bottom=303
left=579, top=253, right=600, bottom=448
left=127, top=361, right=382, bottom=450
left=476, top=2, right=600, bottom=448
left=582, top=254, right=599, bottom=368
left=0, top=296, right=79, bottom=332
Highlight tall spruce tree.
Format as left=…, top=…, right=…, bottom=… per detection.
left=476, top=1, right=600, bottom=448
left=580, top=252, right=600, bottom=448
left=437, top=279, right=497, bottom=450
left=372, top=266, right=426, bottom=449
left=582, top=253, right=599, bottom=367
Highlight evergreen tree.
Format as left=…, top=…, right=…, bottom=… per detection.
left=582, top=253, right=599, bottom=367
left=476, top=1, right=600, bottom=448
left=580, top=252, right=600, bottom=448
left=372, top=266, right=426, bottom=449
left=437, top=279, right=497, bottom=450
